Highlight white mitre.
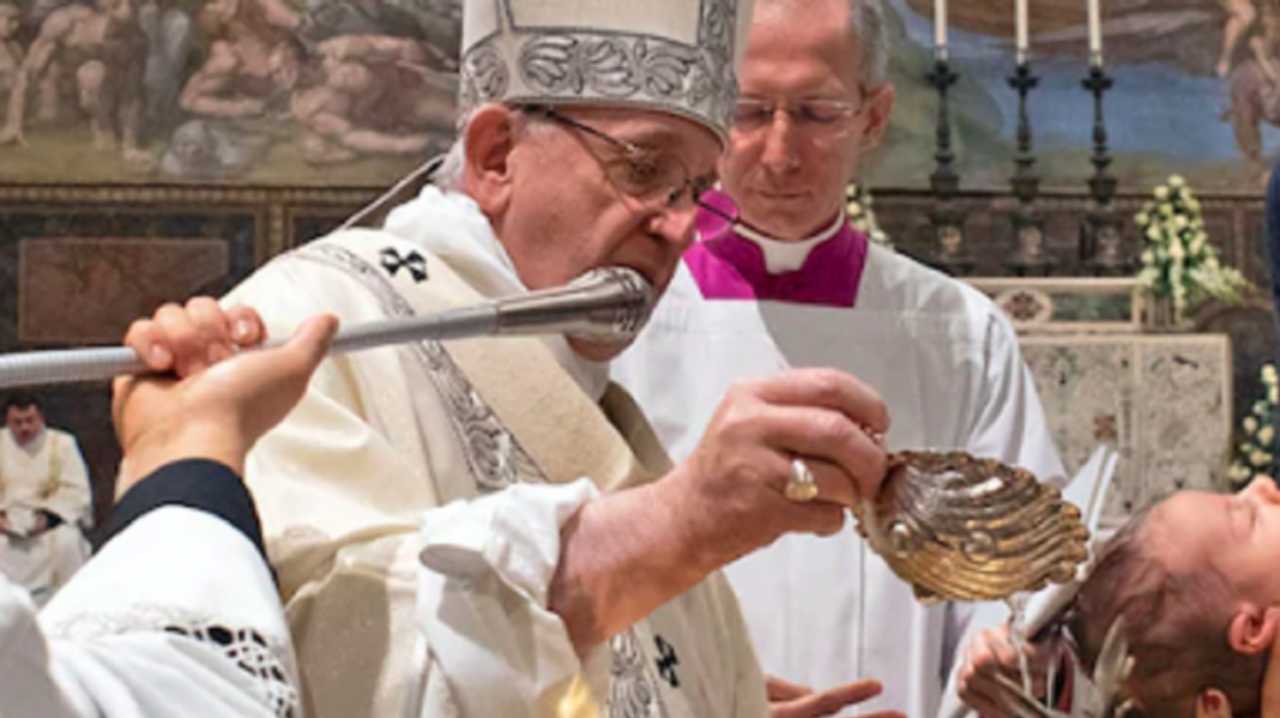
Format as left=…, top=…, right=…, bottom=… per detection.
left=459, top=0, right=756, bottom=142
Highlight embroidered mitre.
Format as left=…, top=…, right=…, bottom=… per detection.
left=459, top=0, right=755, bottom=142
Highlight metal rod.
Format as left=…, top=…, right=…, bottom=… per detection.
left=0, top=266, right=653, bottom=390
left=0, top=306, right=499, bottom=389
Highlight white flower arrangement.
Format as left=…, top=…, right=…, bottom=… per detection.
left=1135, top=175, right=1251, bottom=322
left=1228, top=363, right=1280, bottom=486
left=847, top=182, right=891, bottom=248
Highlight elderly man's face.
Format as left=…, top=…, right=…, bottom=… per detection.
left=5, top=405, right=45, bottom=447
left=482, top=105, right=721, bottom=360
left=720, top=0, right=893, bottom=241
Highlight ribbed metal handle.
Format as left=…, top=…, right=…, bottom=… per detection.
left=0, top=266, right=653, bottom=390
left=0, top=346, right=151, bottom=388
left=0, top=306, right=500, bottom=390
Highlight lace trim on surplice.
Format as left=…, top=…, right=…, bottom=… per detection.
left=49, top=604, right=299, bottom=717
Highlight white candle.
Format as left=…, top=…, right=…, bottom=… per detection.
left=1015, top=0, right=1029, bottom=65
left=934, top=0, right=948, bottom=61
left=1087, top=0, right=1103, bottom=66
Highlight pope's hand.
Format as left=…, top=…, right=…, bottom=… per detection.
left=113, top=298, right=337, bottom=496
left=766, top=675, right=905, bottom=718
left=666, top=368, right=889, bottom=562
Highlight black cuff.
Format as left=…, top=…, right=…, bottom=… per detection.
left=103, top=459, right=267, bottom=563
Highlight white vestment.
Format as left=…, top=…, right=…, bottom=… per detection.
left=224, top=186, right=768, bottom=718
left=3, top=503, right=297, bottom=718
left=0, top=428, right=92, bottom=605
left=612, top=242, right=1067, bottom=717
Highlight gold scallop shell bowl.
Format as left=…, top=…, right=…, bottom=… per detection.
left=854, top=451, right=1090, bottom=604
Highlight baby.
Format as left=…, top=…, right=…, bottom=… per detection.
left=959, top=476, right=1280, bottom=717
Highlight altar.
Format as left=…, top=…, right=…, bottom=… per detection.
left=962, top=276, right=1238, bottom=527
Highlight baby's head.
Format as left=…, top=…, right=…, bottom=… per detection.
left=1067, top=478, right=1280, bottom=716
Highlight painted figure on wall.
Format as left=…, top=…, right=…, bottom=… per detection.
left=281, top=34, right=455, bottom=164
left=139, top=0, right=193, bottom=140
left=1223, top=1, right=1280, bottom=184
left=179, top=0, right=298, bottom=120
left=0, top=0, right=462, bottom=186
left=0, top=3, right=21, bottom=96
left=0, top=0, right=150, bottom=165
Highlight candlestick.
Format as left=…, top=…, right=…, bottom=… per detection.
left=926, top=57, right=972, bottom=275
left=1087, top=0, right=1103, bottom=67
left=1081, top=64, right=1131, bottom=274
left=1006, top=61, right=1053, bottom=276
left=928, top=59, right=959, bottom=196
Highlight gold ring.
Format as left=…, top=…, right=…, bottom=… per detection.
left=784, top=458, right=819, bottom=502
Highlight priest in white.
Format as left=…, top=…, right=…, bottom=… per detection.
left=2, top=309, right=341, bottom=718
left=0, top=394, right=93, bottom=605
left=611, top=1, right=1067, bottom=716
left=216, top=1, right=896, bottom=716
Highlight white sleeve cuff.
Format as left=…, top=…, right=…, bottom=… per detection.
left=416, top=479, right=603, bottom=717
left=418, top=479, right=598, bottom=603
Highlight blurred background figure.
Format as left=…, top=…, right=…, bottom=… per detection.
left=0, top=392, right=92, bottom=606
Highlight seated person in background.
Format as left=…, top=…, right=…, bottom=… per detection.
left=0, top=393, right=93, bottom=605
left=3, top=302, right=336, bottom=718
left=958, top=476, right=1280, bottom=717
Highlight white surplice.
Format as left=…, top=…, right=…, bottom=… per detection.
left=4, top=504, right=297, bottom=718
left=611, top=242, right=1067, bottom=718
left=223, top=186, right=768, bottom=718
left=0, top=428, right=93, bottom=605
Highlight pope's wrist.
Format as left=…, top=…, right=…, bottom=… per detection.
left=652, top=466, right=735, bottom=579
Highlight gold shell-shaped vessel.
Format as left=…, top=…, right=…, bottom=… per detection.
left=856, top=450, right=1089, bottom=603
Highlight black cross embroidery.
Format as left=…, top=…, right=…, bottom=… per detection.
left=654, top=634, right=680, bottom=688
left=379, top=247, right=428, bottom=283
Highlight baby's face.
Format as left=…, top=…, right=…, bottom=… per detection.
left=1153, top=478, right=1280, bottom=604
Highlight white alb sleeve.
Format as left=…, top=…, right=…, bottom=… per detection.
left=25, top=506, right=298, bottom=718
left=415, top=479, right=609, bottom=718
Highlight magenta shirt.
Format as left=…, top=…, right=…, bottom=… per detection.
left=684, top=190, right=869, bottom=307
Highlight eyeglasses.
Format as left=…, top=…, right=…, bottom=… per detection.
left=526, top=105, right=717, bottom=213
left=731, top=96, right=864, bottom=137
